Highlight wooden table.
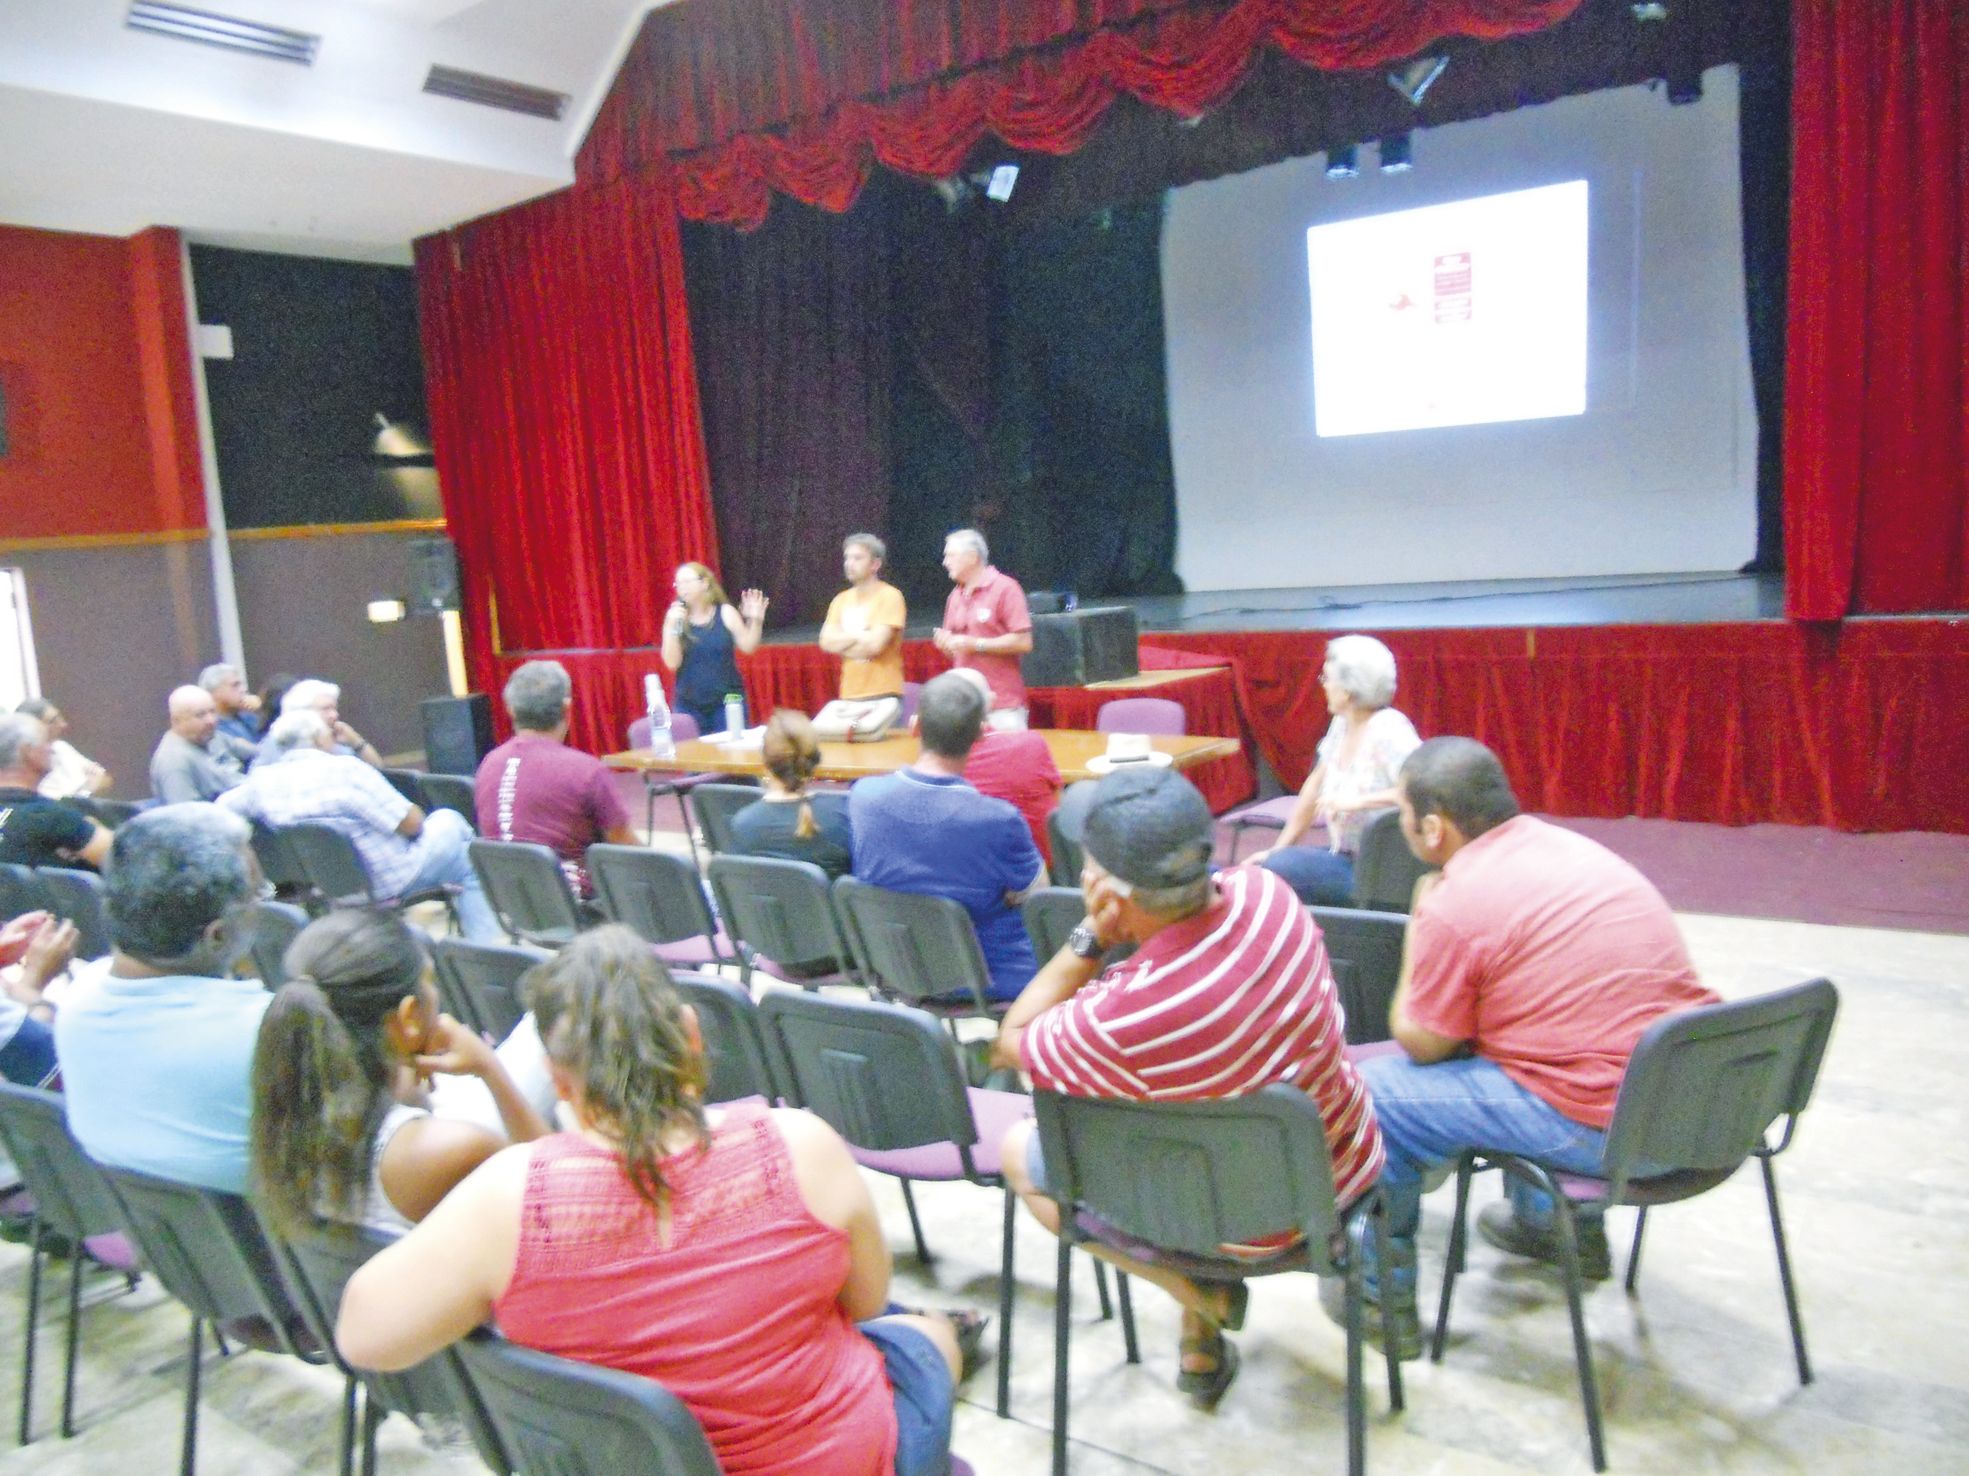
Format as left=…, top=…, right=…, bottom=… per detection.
left=604, top=729, right=1241, bottom=784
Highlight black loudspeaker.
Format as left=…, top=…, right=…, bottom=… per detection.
left=408, top=537, right=461, bottom=615
left=421, top=694, right=494, bottom=775
left=1021, top=606, right=1140, bottom=688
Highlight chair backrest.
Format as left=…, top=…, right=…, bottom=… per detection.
left=380, top=767, right=426, bottom=806
left=96, top=1164, right=313, bottom=1355
left=1034, top=1084, right=1345, bottom=1270
left=670, top=712, right=701, bottom=743
left=689, top=783, right=762, bottom=855
left=0, top=861, right=51, bottom=923
left=758, top=990, right=977, bottom=1156
left=627, top=716, right=652, bottom=750
left=432, top=937, right=550, bottom=1042
left=898, top=681, right=923, bottom=725
left=1095, top=697, right=1186, bottom=736
left=249, top=820, right=313, bottom=894
left=1047, top=778, right=1099, bottom=886
left=469, top=839, right=582, bottom=945
left=37, top=865, right=110, bottom=959
left=0, top=1084, right=124, bottom=1241
left=268, top=1219, right=510, bottom=1474
left=1309, top=906, right=1406, bottom=1046
left=90, top=797, right=146, bottom=828
left=586, top=845, right=719, bottom=949
left=1599, top=978, right=1840, bottom=1197
left=1021, top=886, right=1086, bottom=962
left=1350, top=808, right=1432, bottom=912
left=706, top=854, right=851, bottom=977
left=671, top=972, right=785, bottom=1104
left=282, top=822, right=377, bottom=907
left=247, top=900, right=312, bottom=988
left=456, top=1335, right=721, bottom=1476
left=832, top=877, right=993, bottom=1012
left=418, top=773, right=477, bottom=826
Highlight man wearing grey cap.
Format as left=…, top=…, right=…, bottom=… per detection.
left=991, top=766, right=1384, bottom=1409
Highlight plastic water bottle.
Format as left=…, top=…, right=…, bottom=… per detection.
left=643, top=673, right=674, bottom=757
left=722, top=690, right=747, bottom=736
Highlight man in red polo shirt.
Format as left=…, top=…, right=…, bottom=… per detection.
left=932, top=528, right=1033, bottom=729
left=993, top=767, right=1383, bottom=1409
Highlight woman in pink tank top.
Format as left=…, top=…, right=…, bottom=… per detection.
left=335, top=926, right=967, bottom=1476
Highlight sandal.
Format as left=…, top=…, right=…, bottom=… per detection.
left=894, top=1305, right=991, bottom=1382
left=1175, top=1330, right=1241, bottom=1410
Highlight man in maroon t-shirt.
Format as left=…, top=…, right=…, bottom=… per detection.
left=932, top=528, right=1033, bottom=728
left=945, top=668, right=1060, bottom=861
left=473, top=661, right=636, bottom=895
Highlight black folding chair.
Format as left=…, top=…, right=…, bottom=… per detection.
left=468, top=838, right=584, bottom=946
left=1309, top=906, right=1406, bottom=1046
left=1036, top=1085, right=1405, bottom=1476
left=35, top=866, right=109, bottom=961
left=1350, top=809, right=1431, bottom=913
left=379, top=767, right=426, bottom=807
left=0, top=1085, right=140, bottom=1444
left=455, top=1335, right=720, bottom=1476
left=832, top=877, right=1004, bottom=1028
left=0, top=863, right=50, bottom=924
left=87, top=798, right=146, bottom=828
left=416, top=773, right=477, bottom=826
left=431, top=937, right=549, bottom=1042
left=706, top=854, right=858, bottom=988
left=281, top=822, right=458, bottom=926
left=1430, top=978, right=1841, bottom=1472
left=245, top=900, right=310, bottom=989
left=687, top=782, right=763, bottom=856
left=249, top=821, right=315, bottom=909
left=760, top=989, right=1030, bottom=1418
left=670, top=972, right=786, bottom=1105
left=94, top=1165, right=337, bottom=1476
left=586, top=844, right=733, bottom=969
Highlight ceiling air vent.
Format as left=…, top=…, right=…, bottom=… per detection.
left=126, top=2, right=319, bottom=64
left=423, top=65, right=568, bottom=121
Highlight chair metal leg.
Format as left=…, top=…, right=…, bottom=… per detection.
left=1093, top=1259, right=1113, bottom=1320
left=180, top=1316, right=202, bottom=1476
left=1760, top=1156, right=1813, bottom=1385
left=1371, top=1196, right=1405, bottom=1412
left=1624, top=1206, right=1649, bottom=1295
left=61, top=1243, right=84, bottom=1438
left=1344, top=1221, right=1367, bottom=1476
left=1551, top=1195, right=1608, bottom=1473
left=1116, top=1272, right=1139, bottom=1365
left=899, top=1180, right=933, bottom=1263
left=674, top=792, right=703, bottom=869
left=360, top=1383, right=384, bottom=1476
left=337, top=1374, right=358, bottom=1476
left=19, top=1218, right=43, bottom=1444
left=1429, top=1156, right=1476, bottom=1362
left=1052, top=1236, right=1072, bottom=1476
left=996, top=1188, right=1016, bottom=1419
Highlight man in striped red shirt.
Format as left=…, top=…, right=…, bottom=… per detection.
left=993, top=766, right=1383, bottom=1408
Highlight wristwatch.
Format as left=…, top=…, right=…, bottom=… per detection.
left=1066, top=924, right=1104, bottom=960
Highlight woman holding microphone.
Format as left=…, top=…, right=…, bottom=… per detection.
left=660, top=562, right=769, bottom=734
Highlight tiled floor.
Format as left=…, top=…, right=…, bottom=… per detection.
left=1, top=910, right=1963, bottom=1474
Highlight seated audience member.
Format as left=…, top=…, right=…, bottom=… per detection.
left=254, top=672, right=298, bottom=740
left=0, top=912, right=76, bottom=1088
left=336, top=926, right=971, bottom=1476
left=993, top=766, right=1384, bottom=1404
left=729, top=709, right=853, bottom=879
left=15, top=698, right=111, bottom=799
left=150, top=684, right=252, bottom=802
left=53, top=805, right=267, bottom=1191
left=253, top=678, right=385, bottom=769
left=1347, top=737, right=1719, bottom=1350
left=849, top=671, right=1043, bottom=1001
left=473, top=660, right=636, bottom=895
left=0, top=713, right=112, bottom=869
left=1250, top=634, right=1421, bottom=906
left=199, top=663, right=263, bottom=747
left=220, top=710, right=500, bottom=942
left=946, top=668, right=1061, bottom=863
left=251, top=909, right=548, bottom=1236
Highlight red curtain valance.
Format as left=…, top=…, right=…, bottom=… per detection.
left=582, top=0, right=1583, bottom=227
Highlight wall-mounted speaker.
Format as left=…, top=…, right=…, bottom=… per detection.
left=408, top=536, right=460, bottom=615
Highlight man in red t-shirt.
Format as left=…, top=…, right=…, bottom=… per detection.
left=945, top=668, right=1061, bottom=861
left=932, top=528, right=1033, bottom=728
left=473, top=661, right=638, bottom=896
left=992, top=766, right=1384, bottom=1408
left=1351, top=737, right=1718, bottom=1346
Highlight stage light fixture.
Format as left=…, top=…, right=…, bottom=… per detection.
left=1630, top=2, right=1669, bottom=20
left=1387, top=55, right=1449, bottom=108
left=1378, top=134, right=1414, bottom=173
left=1325, top=145, right=1360, bottom=179
left=984, top=164, right=1019, bottom=202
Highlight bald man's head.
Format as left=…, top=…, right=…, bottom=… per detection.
left=167, top=684, right=219, bottom=744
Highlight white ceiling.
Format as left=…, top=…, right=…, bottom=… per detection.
left=0, top=0, right=670, bottom=264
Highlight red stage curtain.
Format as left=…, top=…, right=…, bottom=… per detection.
left=583, top=0, right=1582, bottom=227
left=416, top=178, right=720, bottom=697
left=1153, top=623, right=1969, bottom=834
left=1783, top=0, right=1968, bottom=618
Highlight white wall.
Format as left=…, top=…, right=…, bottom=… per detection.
left=1163, top=69, right=1757, bottom=592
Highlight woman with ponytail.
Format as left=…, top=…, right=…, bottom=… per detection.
left=728, top=708, right=854, bottom=877
left=337, top=925, right=975, bottom=1476
left=250, top=909, right=548, bottom=1236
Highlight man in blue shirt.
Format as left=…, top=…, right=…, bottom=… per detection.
left=849, top=671, right=1043, bottom=1000
left=53, top=804, right=269, bottom=1194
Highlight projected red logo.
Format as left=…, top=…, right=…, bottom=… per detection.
left=1433, top=252, right=1472, bottom=323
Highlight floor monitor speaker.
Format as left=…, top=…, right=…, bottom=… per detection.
left=422, top=693, right=493, bottom=775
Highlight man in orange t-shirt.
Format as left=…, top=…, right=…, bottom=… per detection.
left=819, top=533, right=907, bottom=706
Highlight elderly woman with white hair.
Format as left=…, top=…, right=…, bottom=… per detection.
left=1249, top=634, right=1421, bottom=906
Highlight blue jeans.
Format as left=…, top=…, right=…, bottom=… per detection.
left=860, top=1315, right=954, bottom=1476
left=1359, top=1052, right=1610, bottom=1295
left=1258, top=845, right=1355, bottom=906
left=401, top=808, right=501, bottom=943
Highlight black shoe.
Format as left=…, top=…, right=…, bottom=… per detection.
left=1476, top=1201, right=1612, bottom=1281
left=1316, top=1275, right=1423, bottom=1361
left=1176, top=1331, right=1241, bottom=1410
